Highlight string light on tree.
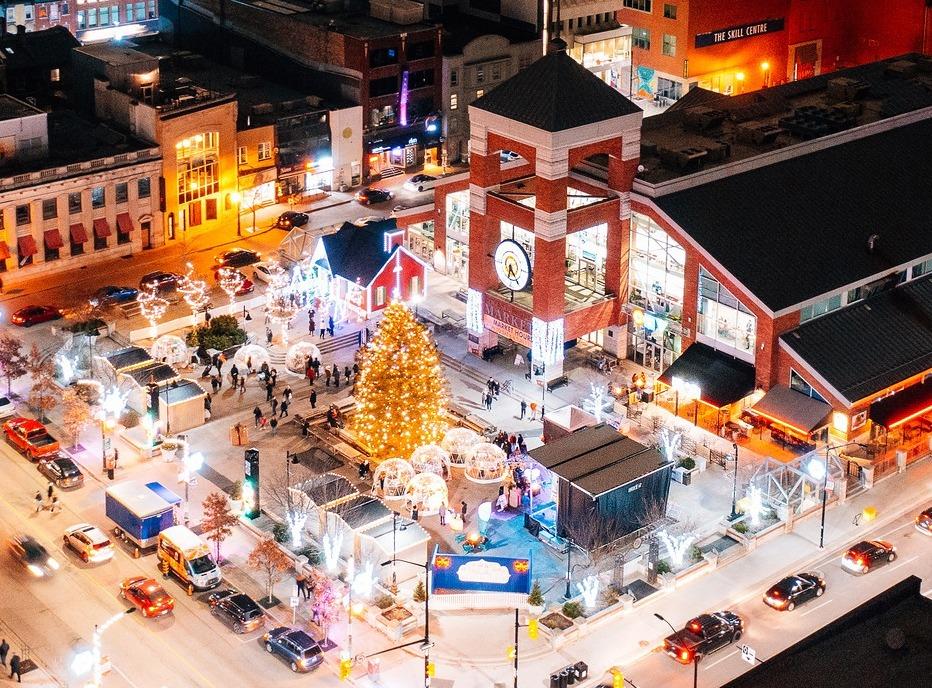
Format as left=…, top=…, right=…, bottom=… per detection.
left=137, top=285, right=168, bottom=339
left=264, top=269, right=299, bottom=347
left=177, top=262, right=210, bottom=327
left=217, top=267, right=245, bottom=308
left=351, top=301, right=447, bottom=459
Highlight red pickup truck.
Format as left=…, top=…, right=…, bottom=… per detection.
left=3, top=417, right=61, bottom=460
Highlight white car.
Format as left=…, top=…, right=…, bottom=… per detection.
left=63, top=523, right=114, bottom=563
left=0, top=396, right=15, bottom=419
left=403, top=174, right=439, bottom=193
left=252, top=261, right=283, bottom=284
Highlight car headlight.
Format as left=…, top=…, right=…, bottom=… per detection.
left=47, top=557, right=60, bottom=570
left=27, top=564, right=44, bottom=577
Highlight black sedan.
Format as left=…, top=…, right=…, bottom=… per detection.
left=208, top=589, right=265, bottom=633
left=10, top=305, right=62, bottom=327
left=37, top=455, right=84, bottom=489
left=275, top=211, right=309, bottom=230
left=93, top=285, right=139, bottom=304
left=842, top=540, right=897, bottom=574
left=214, top=248, right=261, bottom=269
left=763, top=572, right=825, bottom=611
left=139, top=271, right=183, bottom=293
left=263, top=627, right=324, bottom=673
left=9, top=534, right=60, bottom=577
left=355, top=187, right=393, bottom=205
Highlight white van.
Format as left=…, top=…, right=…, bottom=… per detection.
left=157, top=525, right=222, bottom=590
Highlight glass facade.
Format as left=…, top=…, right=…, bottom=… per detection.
left=698, top=267, right=757, bottom=358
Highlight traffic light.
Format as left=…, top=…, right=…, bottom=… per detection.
left=339, top=654, right=352, bottom=681
left=426, top=662, right=435, bottom=678
left=610, top=667, right=624, bottom=688
left=506, top=645, right=516, bottom=661
left=528, top=618, right=539, bottom=640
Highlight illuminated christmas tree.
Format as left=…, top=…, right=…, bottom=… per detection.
left=351, top=302, right=447, bottom=459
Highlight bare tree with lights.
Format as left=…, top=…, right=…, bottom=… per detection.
left=264, top=269, right=299, bottom=347
left=137, top=286, right=168, bottom=340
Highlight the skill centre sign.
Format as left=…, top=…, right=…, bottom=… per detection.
left=695, top=18, right=784, bottom=48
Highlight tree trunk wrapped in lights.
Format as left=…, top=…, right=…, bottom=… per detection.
left=351, top=302, right=447, bottom=459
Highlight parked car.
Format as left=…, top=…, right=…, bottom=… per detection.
left=93, top=285, right=139, bottom=305
left=10, top=305, right=62, bottom=327
left=275, top=211, right=309, bottom=230
left=916, top=507, right=932, bottom=535
left=663, top=612, right=744, bottom=664
left=9, top=534, right=60, bottom=577
left=252, top=261, right=282, bottom=284
left=120, top=576, right=175, bottom=617
left=763, top=572, right=826, bottom=611
left=214, top=248, right=261, bottom=269
left=208, top=589, right=265, bottom=633
left=3, top=417, right=60, bottom=460
left=63, top=524, right=114, bottom=563
left=263, top=627, right=324, bottom=673
left=842, top=540, right=897, bottom=574
left=355, top=187, right=393, bottom=205
left=214, top=269, right=255, bottom=295
left=139, top=271, right=183, bottom=293
left=403, top=174, right=439, bottom=193
left=0, top=396, right=15, bottom=419
left=37, top=455, right=84, bottom=489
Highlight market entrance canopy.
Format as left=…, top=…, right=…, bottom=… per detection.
left=659, top=342, right=756, bottom=408
left=751, top=384, right=832, bottom=435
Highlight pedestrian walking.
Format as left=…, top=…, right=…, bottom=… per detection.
left=0, top=638, right=8, bottom=666
left=271, top=398, right=279, bottom=416
left=529, top=402, right=538, bottom=420
left=9, top=653, right=21, bottom=682
left=283, top=386, right=293, bottom=403
left=520, top=400, right=527, bottom=419
left=34, top=491, right=42, bottom=513
left=280, top=400, right=289, bottom=418
left=253, top=406, right=262, bottom=427
left=325, top=367, right=332, bottom=387
left=310, top=389, right=318, bottom=409
left=239, top=376, right=246, bottom=394
left=265, top=381, right=274, bottom=402
left=460, top=500, right=468, bottom=525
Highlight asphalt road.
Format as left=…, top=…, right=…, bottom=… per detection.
left=625, top=510, right=931, bottom=687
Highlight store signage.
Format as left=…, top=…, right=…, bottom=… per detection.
left=695, top=18, right=784, bottom=48
left=430, top=547, right=532, bottom=594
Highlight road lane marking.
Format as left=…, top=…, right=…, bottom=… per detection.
left=799, top=599, right=833, bottom=617
left=702, top=649, right=738, bottom=670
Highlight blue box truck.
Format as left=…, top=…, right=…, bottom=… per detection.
left=105, top=480, right=181, bottom=548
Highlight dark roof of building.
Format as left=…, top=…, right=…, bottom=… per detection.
left=655, top=117, right=932, bottom=312
left=0, top=26, right=80, bottom=70
left=658, top=342, right=757, bottom=408
left=102, top=346, right=153, bottom=372
left=723, top=576, right=932, bottom=688
left=472, top=47, right=640, bottom=132
left=441, top=14, right=540, bottom=55
left=321, top=220, right=399, bottom=285
left=529, top=425, right=666, bottom=497
left=779, top=276, right=932, bottom=403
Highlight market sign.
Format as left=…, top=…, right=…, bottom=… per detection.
left=695, top=18, right=784, bottom=48
left=430, top=547, right=532, bottom=594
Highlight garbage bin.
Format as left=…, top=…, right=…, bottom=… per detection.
left=550, top=674, right=562, bottom=688
left=574, top=661, right=589, bottom=680
left=562, top=667, right=575, bottom=686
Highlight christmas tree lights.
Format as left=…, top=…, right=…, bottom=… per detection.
left=351, top=302, right=447, bottom=459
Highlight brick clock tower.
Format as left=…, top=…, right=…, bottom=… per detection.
left=465, top=41, right=643, bottom=385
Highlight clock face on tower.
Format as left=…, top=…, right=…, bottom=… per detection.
left=494, top=239, right=531, bottom=291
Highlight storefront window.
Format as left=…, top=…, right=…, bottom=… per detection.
left=628, top=212, right=684, bottom=319
left=177, top=132, right=220, bottom=204
left=566, top=223, right=607, bottom=293
left=446, top=190, right=469, bottom=241
left=697, top=267, right=756, bottom=358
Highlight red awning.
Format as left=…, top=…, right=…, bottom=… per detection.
left=93, top=218, right=112, bottom=238
left=43, top=229, right=64, bottom=250
left=17, top=235, right=38, bottom=257
left=70, top=223, right=89, bottom=244
left=0, top=243, right=10, bottom=260
left=116, top=213, right=134, bottom=234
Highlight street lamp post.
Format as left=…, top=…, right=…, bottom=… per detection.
left=728, top=442, right=740, bottom=521
left=654, top=613, right=699, bottom=688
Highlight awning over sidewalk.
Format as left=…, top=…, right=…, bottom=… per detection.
left=869, top=382, right=932, bottom=430
left=751, top=384, right=832, bottom=435
left=658, top=342, right=756, bottom=408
